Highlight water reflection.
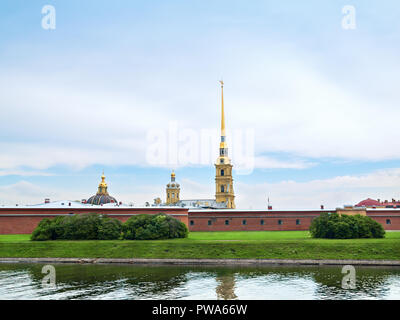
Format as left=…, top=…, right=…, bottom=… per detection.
left=0, top=263, right=400, bottom=300
left=216, top=274, right=237, bottom=300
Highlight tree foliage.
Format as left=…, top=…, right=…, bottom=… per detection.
left=31, top=213, right=187, bottom=241
left=31, top=213, right=122, bottom=241
left=122, top=213, right=188, bottom=240
left=309, top=212, right=385, bottom=239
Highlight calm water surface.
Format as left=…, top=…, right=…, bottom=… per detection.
left=0, top=263, right=400, bottom=300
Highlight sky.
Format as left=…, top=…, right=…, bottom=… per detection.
left=0, top=0, right=400, bottom=209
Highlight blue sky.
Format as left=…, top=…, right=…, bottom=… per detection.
left=1, top=1, right=400, bottom=208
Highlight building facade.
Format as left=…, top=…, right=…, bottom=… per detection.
left=1, top=205, right=399, bottom=234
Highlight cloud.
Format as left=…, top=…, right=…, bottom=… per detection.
left=1, top=168, right=399, bottom=209
left=253, top=156, right=316, bottom=170
left=0, top=169, right=54, bottom=177
left=235, top=168, right=400, bottom=210
left=1, top=12, right=399, bottom=173
left=0, top=181, right=53, bottom=205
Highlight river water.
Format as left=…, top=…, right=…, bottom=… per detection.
left=0, top=263, right=400, bottom=300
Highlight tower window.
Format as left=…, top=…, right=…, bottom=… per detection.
left=172, top=193, right=175, bottom=198
left=221, top=185, right=225, bottom=193
left=242, top=220, right=247, bottom=225
left=220, top=159, right=224, bottom=164
left=225, top=220, right=230, bottom=225
left=296, top=219, right=301, bottom=225
left=260, top=219, right=265, bottom=225
left=278, top=220, right=283, bottom=225
left=208, top=220, right=212, bottom=226
left=221, top=169, right=224, bottom=176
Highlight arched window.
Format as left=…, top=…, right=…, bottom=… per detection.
left=221, top=169, right=224, bottom=176
left=221, top=185, right=225, bottom=193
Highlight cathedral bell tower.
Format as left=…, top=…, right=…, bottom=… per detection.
left=215, top=81, right=235, bottom=209
left=166, top=171, right=180, bottom=205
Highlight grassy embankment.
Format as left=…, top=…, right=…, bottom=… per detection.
left=1, top=231, right=400, bottom=260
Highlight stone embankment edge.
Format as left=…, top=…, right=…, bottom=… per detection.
left=0, top=258, right=400, bottom=266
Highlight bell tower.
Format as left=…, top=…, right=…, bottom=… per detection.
left=215, top=81, right=235, bottom=209
left=166, top=171, right=180, bottom=205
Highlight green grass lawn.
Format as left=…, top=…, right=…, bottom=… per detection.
left=0, top=231, right=399, bottom=260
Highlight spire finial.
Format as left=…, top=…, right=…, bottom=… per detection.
left=219, top=80, right=225, bottom=137
left=98, top=171, right=108, bottom=194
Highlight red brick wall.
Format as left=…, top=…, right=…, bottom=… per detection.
left=0, top=207, right=188, bottom=234
left=1, top=207, right=399, bottom=234
left=366, top=211, right=400, bottom=231
left=188, top=210, right=400, bottom=232
left=0, top=216, right=46, bottom=234
left=188, top=211, right=321, bottom=231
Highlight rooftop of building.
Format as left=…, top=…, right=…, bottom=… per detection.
left=355, top=198, right=400, bottom=208
left=0, top=200, right=190, bottom=210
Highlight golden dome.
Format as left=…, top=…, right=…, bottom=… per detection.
left=86, top=172, right=118, bottom=205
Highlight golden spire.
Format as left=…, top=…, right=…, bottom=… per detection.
left=171, top=170, right=176, bottom=181
left=219, top=80, right=226, bottom=137
left=99, top=171, right=107, bottom=187
left=219, top=80, right=228, bottom=151
left=97, top=171, right=108, bottom=195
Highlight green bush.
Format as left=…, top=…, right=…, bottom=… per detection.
left=31, top=218, right=53, bottom=241
left=98, top=218, right=123, bottom=240
left=31, top=213, right=187, bottom=241
left=310, top=212, right=385, bottom=239
left=122, top=213, right=188, bottom=240
left=31, top=213, right=122, bottom=241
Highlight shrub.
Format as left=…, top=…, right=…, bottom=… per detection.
left=31, top=218, right=53, bottom=241
left=61, top=213, right=102, bottom=240
left=122, top=213, right=188, bottom=240
left=309, top=212, right=385, bottom=239
left=31, top=213, right=187, bottom=241
left=98, top=218, right=123, bottom=240
left=31, top=213, right=122, bottom=241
